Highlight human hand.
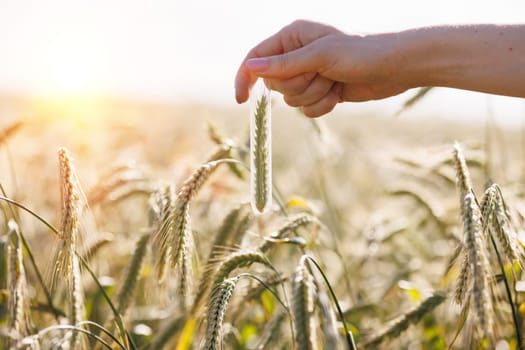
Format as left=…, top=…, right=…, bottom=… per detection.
left=235, top=20, right=410, bottom=117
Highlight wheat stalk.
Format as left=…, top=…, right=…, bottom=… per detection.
left=171, top=201, right=192, bottom=308
left=174, top=160, right=226, bottom=305
left=259, top=214, right=319, bottom=253
left=69, top=252, right=84, bottom=348
left=316, top=284, right=340, bottom=350
left=149, top=183, right=176, bottom=282
left=207, top=143, right=244, bottom=180
left=363, top=291, right=446, bottom=347
left=454, top=252, right=471, bottom=305
left=116, top=233, right=150, bottom=315
left=55, top=147, right=85, bottom=349
left=250, top=86, right=272, bottom=214
left=492, top=187, right=521, bottom=262
left=149, top=161, right=225, bottom=308
left=177, top=160, right=222, bottom=204
left=453, top=142, right=473, bottom=217
left=291, top=255, right=317, bottom=350
left=7, top=220, right=30, bottom=347
left=462, top=192, right=493, bottom=339
left=213, top=250, right=273, bottom=287
left=204, top=276, right=240, bottom=350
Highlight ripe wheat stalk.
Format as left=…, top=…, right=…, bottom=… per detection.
left=259, top=214, right=319, bottom=253
left=54, top=147, right=85, bottom=349
left=452, top=142, right=472, bottom=217
left=459, top=190, right=494, bottom=340
left=7, top=220, right=30, bottom=348
left=291, top=255, right=317, bottom=350
left=116, top=233, right=150, bottom=315
left=204, top=276, right=240, bottom=350
left=363, top=291, right=446, bottom=347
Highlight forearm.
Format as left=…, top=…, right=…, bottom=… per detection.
left=393, top=24, right=525, bottom=97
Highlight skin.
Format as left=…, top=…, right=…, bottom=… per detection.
left=235, top=20, right=525, bottom=118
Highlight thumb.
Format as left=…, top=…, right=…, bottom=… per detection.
left=245, top=45, right=319, bottom=79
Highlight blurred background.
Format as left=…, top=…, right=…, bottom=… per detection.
left=0, top=0, right=524, bottom=124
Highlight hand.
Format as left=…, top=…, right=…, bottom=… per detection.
left=235, top=20, right=409, bottom=117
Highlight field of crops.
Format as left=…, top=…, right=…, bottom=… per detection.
left=0, top=95, right=524, bottom=349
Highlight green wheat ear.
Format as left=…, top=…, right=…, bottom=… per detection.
left=251, top=87, right=272, bottom=214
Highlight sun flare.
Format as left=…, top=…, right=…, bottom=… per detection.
left=35, top=32, right=105, bottom=100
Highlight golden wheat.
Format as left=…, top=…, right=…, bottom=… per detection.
left=462, top=192, right=493, bottom=339
left=204, top=276, right=240, bottom=350
left=452, top=142, right=473, bottom=217
left=55, top=147, right=85, bottom=349
left=116, top=233, right=150, bottom=315
left=363, top=291, right=446, bottom=347
left=291, top=255, right=317, bottom=350
left=7, top=220, right=30, bottom=347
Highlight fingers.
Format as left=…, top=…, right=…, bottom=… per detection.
left=283, top=75, right=334, bottom=107
left=263, top=73, right=316, bottom=97
left=236, top=44, right=322, bottom=103
left=246, top=45, right=322, bottom=79
left=235, top=20, right=338, bottom=104
left=300, top=83, right=343, bottom=118
left=235, top=30, right=289, bottom=103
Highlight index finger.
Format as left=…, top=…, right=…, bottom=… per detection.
left=234, top=31, right=288, bottom=103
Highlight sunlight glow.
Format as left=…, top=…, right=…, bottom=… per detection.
left=37, top=43, right=103, bottom=99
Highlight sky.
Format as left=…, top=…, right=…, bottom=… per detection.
left=0, top=0, right=524, bottom=122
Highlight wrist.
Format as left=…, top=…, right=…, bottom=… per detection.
left=391, top=27, right=466, bottom=89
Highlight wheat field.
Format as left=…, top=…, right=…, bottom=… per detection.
left=0, top=95, right=524, bottom=349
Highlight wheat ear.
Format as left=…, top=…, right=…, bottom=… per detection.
left=463, top=192, right=493, bottom=338
left=172, top=201, right=192, bottom=308
left=56, top=147, right=85, bottom=348
left=213, top=250, right=273, bottom=286
left=7, top=220, right=30, bottom=347
left=174, top=160, right=225, bottom=307
left=363, top=291, right=446, bottom=347
left=259, top=214, right=319, bottom=253
left=316, top=284, right=340, bottom=350
left=250, top=84, right=272, bottom=214
left=149, top=183, right=176, bottom=282
left=454, top=252, right=471, bottom=306
left=291, top=255, right=317, bottom=350
left=116, top=233, right=150, bottom=315
left=204, top=276, right=240, bottom=350
left=491, top=186, right=521, bottom=262
left=452, top=142, right=473, bottom=217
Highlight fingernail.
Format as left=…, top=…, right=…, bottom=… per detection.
left=246, top=58, right=270, bottom=71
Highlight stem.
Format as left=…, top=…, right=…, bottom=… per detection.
left=237, top=272, right=295, bottom=349
left=37, top=324, right=119, bottom=350
left=78, top=254, right=136, bottom=350
left=0, top=194, right=60, bottom=235
left=304, top=255, right=356, bottom=350
left=488, top=233, right=522, bottom=349
left=0, top=191, right=60, bottom=321
left=237, top=273, right=290, bottom=316
left=78, top=321, right=128, bottom=350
